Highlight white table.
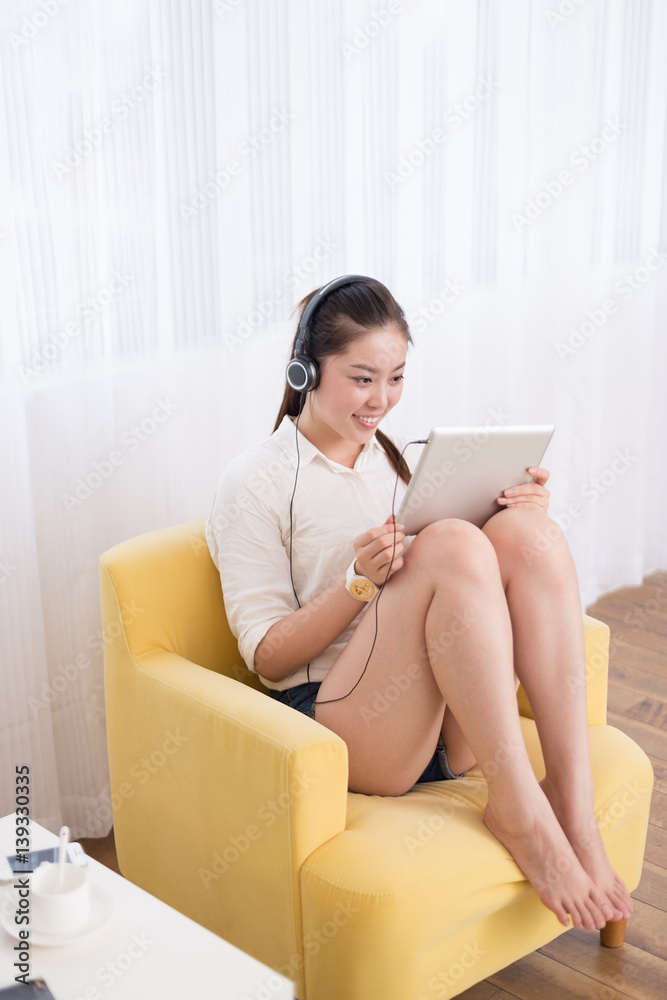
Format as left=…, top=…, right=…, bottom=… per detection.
left=0, top=815, right=294, bottom=999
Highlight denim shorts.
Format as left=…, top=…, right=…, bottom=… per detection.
left=269, top=681, right=465, bottom=785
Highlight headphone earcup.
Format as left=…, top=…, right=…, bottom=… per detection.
left=286, top=354, right=319, bottom=392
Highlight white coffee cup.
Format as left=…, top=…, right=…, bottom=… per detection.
left=30, top=861, right=90, bottom=936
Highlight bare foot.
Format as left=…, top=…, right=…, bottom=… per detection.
left=540, top=777, right=633, bottom=922
left=484, top=784, right=619, bottom=930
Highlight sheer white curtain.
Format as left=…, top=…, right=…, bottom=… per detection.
left=1, top=0, right=665, bottom=835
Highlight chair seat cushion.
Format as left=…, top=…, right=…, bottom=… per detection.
left=298, top=720, right=653, bottom=1000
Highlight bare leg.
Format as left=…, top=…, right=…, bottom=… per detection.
left=316, top=519, right=619, bottom=930
left=482, top=508, right=632, bottom=920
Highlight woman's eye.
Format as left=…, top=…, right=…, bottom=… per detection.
left=352, top=375, right=404, bottom=385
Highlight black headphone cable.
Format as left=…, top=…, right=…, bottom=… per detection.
left=287, top=414, right=425, bottom=705
left=289, top=391, right=428, bottom=705
left=312, top=439, right=425, bottom=707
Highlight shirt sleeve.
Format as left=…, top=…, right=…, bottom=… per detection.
left=205, top=453, right=298, bottom=674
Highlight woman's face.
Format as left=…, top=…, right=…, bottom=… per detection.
left=300, top=324, right=408, bottom=462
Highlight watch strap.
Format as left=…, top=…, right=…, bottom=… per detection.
left=345, top=558, right=377, bottom=601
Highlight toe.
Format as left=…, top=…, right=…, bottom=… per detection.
left=568, top=901, right=587, bottom=930
left=583, top=890, right=610, bottom=931
left=589, top=885, right=618, bottom=923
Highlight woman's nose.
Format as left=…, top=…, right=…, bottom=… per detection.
left=368, top=383, right=387, bottom=409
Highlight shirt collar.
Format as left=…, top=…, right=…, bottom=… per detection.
left=274, top=414, right=384, bottom=472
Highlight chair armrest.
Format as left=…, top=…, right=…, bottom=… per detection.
left=104, top=641, right=348, bottom=975
left=517, top=614, right=610, bottom=726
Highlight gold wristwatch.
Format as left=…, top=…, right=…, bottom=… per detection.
left=345, top=558, right=378, bottom=601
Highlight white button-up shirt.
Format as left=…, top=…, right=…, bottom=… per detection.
left=206, top=415, right=411, bottom=690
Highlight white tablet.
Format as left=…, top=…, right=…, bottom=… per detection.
left=396, top=425, right=555, bottom=535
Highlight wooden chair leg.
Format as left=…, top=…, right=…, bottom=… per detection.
left=600, top=918, right=627, bottom=948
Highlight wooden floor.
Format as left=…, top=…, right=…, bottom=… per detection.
left=82, top=572, right=667, bottom=1000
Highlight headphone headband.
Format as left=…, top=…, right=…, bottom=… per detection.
left=287, top=274, right=383, bottom=392
left=295, top=274, right=376, bottom=355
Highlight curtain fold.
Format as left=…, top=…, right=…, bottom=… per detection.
left=1, top=0, right=665, bottom=833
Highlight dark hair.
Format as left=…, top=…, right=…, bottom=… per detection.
left=274, top=279, right=413, bottom=484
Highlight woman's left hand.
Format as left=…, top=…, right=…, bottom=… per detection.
left=496, top=467, right=550, bottom=513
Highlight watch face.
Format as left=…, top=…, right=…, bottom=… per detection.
left=350, top=578, right=376, bottom=600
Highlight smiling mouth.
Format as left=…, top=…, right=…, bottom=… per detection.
left=353, top=414, right=381, bottom=427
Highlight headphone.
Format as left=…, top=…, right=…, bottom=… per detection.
left=285, top=274, right=384, bottom=393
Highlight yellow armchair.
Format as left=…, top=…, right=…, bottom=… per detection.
left=100, top=520, right=653, bottom=1000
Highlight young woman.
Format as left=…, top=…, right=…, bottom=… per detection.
left=206, top=275, right=632, bottom=933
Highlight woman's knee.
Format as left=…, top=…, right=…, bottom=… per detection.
left=406, top=518, right=498, bottom=578
left=483, top=507, right=565, bottom=564
left=482, top=509, right=581, bottom=594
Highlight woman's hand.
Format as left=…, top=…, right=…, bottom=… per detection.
left=496, top=467, right=551, bottom=513
left=352, top=515, right=405, bottom=587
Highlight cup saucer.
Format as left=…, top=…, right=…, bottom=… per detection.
left=0, top=884, right=116, bottom=947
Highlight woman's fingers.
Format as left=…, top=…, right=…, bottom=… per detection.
left=497, top=489, right=550, bottom=512
left=528, top=466, right=550, bottom=486
left=365, top=530, right=404, bottom=570
left=501, top=467, right=550, bottom=494
left=498, top=485, right=549, bottom=501
left=496, top=467, right=551, bottom=512
left=354, top=521, right=405, bottom=583
left=354, top=520, right=402, bottom=550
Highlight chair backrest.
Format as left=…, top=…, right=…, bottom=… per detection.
left=99, top=519, right=266, bottom=692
